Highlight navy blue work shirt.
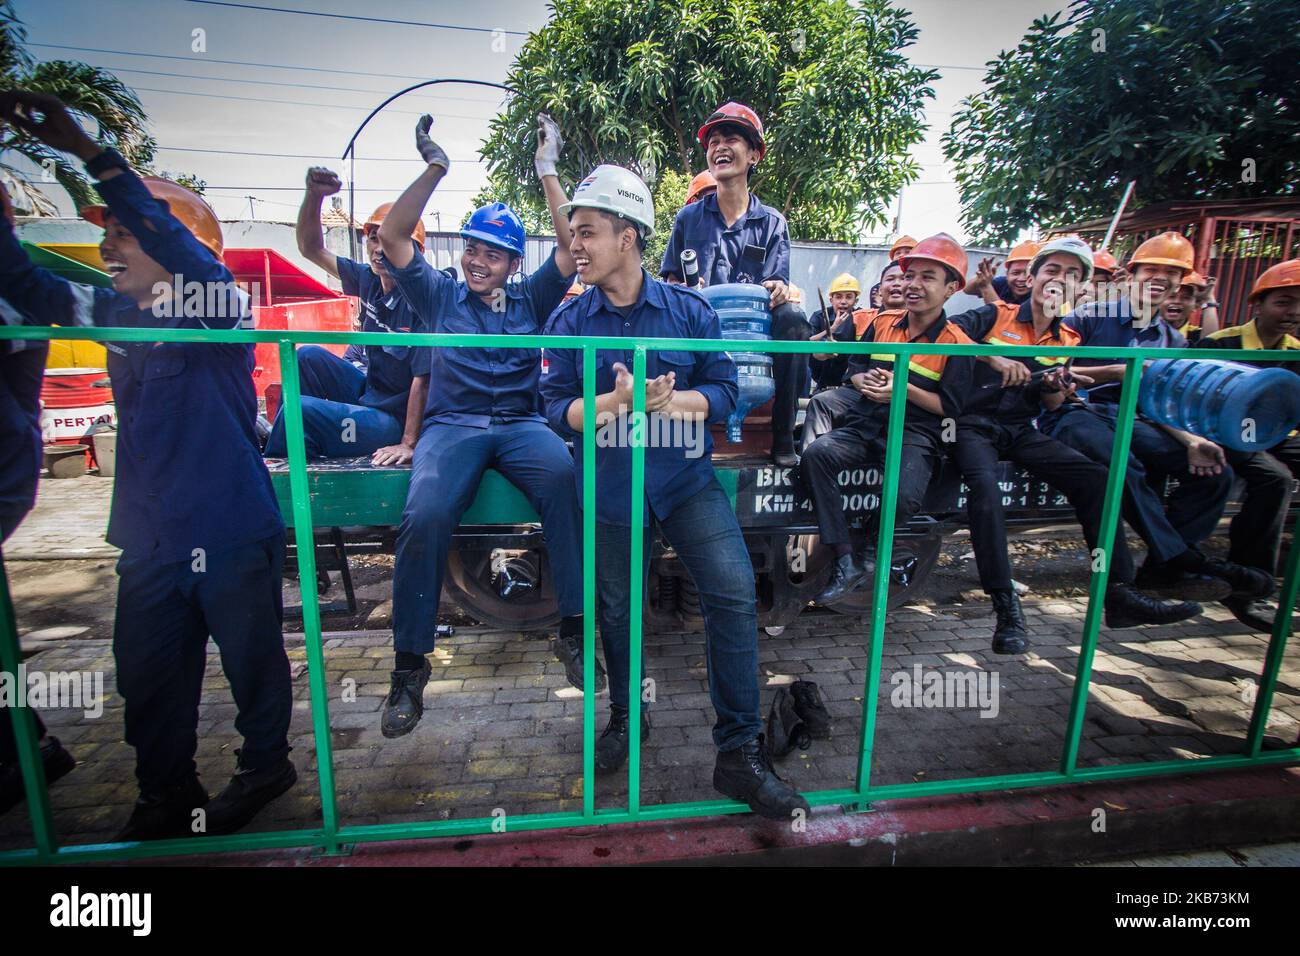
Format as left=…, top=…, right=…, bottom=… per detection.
left=385, top=249, right=570, bottom=428
left=659, top=192, right=790, bottom=285
left=1063, top=296, right=1186, bottom=404
left=0, top=166, right=282, bottom=564
left=992, top=274, right=1030, bottom=305
left=541, top=272, right=739, bottom=527
left=336, top=255, right=422, bottom=427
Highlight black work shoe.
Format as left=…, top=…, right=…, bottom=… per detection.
left=115, top=774, right=210, bottom=842
left=714, top=735, right=810, bottom=820
left=594, top=708, right=650, bottom=773
left=0, top=736, right=76, bottom=815
left=766, top=688, right=811, bottom=758
left=1221, top=595, right=1281, bottom=634
left=553, top=633, right=607, bottom=693
left=381, top=657, right=433, bottom=738
left=789, top=680, right=833, bottom=739
left=772, top=448, right=799, bottom=469
left=1135, top=562, right=1231, bottom=602
left=1201, top=558, right=1275, bottom=600
left=1104, top=584, right=1202, bottom=629
left=815, top=553, right=870, bottom=605
left=990, top=590, right=1029, bottom=655
left=204, top=753, right=297, bottom=836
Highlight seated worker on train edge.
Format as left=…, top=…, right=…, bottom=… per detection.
left=262, top=170, right=430, bottom=463
left=803, top=233, right=978, bottom=606
left=1161, top=270, right=1219, bottom=345
left=1195, top=259, right=1300, bottom=632
left=376, top=113, right=591, bottom=739
left=0, top=91, right=295, bottom=841
left=946, top=236, right=1202, bottom=655
left=659, top=101, right=812, bottom=469
left=972, top=240, right=1039, bottom=307
left=802, top=260, right=907, bottom=453
left=1038, top=231, right=1274, bottom=604
left=541, top=164, right=809, bottom=820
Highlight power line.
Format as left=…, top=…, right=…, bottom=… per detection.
left=202, top=185, right=482, bottom=193
left=126, top=84, right=494, bottom=120
left=157, top=144, right=484, bottom=163
left=181, top=0, right=530, bottom=36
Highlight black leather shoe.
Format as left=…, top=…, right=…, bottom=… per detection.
left=772, top=448, right=799, bottom=469
left=766, top=688, right=811, bottom=758
left=990, top=590, right=1029, bottom=655
left=1135, top=560, right=1231, bottom=602
left=1105, top=584, right=1202, bottom=629
left=553, top=633, right=607, bottom=693
left=815, top=553, right=870, bottom=605
left=381, top=657, right=432, bottom=738
left=1221, top=595, right=1280, bottom=634
left=0, top=736, right=76, bottom=815
left=204, top=752, right=297, bottom=835
left=714, top=735, right=810, bottom=820
left=595, top=707, right=650, bottom=773
left=115, top=774, right=209, bottom=842
left=1202, top=558, right=1275, bottom=599
left=789, top=680, right=832, bottom=739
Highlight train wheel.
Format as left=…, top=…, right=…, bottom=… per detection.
left=444, top=545, right=559, bottom=631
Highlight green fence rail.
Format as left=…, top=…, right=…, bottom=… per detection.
left=1, top=322, right=1298, bottom=864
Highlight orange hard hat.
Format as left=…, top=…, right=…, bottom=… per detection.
left=363, top=202, right=426, bottom=251
left=1182, top=270, right=1207, bottom=288
left=82, top=176, right=223, bottom=260
left=697, top=102, right=766, bottom=161
left=1129, top=231, right=1195, bottom=272
left=564, top=279, right=587, bottom=299
left=900, top=232, right=968, bottom=291
left=1249, top=259, right=1300, bottom=302
left=1004, top=239, right=1042, bottom=265
left=1092, top=248, right=1119, bottom=275
left=888, top=235, right=916, bottom=261
left=685, top=171, right=717, bottom=205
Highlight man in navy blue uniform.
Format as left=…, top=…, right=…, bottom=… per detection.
left=542, top=164, right=808, bottom=819
left=260, top=171, right=431, bottom=464
left=0, top=91, right=294, bottom=840
left=659, top=102, right=811, bottom=468
left=1040, top=231, right=1271, bottom=603
left=375, top=113, right=591, bottom=737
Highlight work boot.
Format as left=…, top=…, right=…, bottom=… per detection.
left=765, top=688, right=810, bottom=758
left=1104, top=584, right=1201, bottom=629
left=772, top=445, right=799, bottom=469
left=1201, top=558, right=1274, bottom=600
left=815, top=552, right=870, bottom=605
left=0, top=736, right=76, bottom=815
left=115, top=774, right=209, bottom=842
left=204, top=751, right=298, bottom=836
left=713, top=735, right=810, bottom=820
left=990, top=590, right=1029, bottom=655
left=1221, top=595, right=1282, bottom=634
left=1135, top=558, right=1231, bottom=603
left=381, top=657, right=432, bottom=738
left=789, top=680, right=833, bottom=740
left=553, top=633, right=607, bottom=693
left=594, top=707, right=650, bottom=773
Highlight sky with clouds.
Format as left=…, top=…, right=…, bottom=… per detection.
left=13, top=0, right=1068, bottom=243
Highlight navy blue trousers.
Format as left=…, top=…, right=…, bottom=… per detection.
left=0, top=344, right=48, bottom=543
left=392, top=420, right=583, bottom=654
left=594, top=479, right=762, bottom=751
left=112, top=533, right=292, bottom=794
left=264, top=346, right=402, bottom=458
left=1044, top=403, right=1232, bottom=564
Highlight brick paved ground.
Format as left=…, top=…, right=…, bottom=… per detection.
left=2, top=597, right=1297, bottom=852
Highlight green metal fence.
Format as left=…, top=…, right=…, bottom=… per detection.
left=1, top=322, right=1298, bottom=865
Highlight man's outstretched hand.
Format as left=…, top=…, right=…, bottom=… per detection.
left=534, top=112, right=563, bottom=179
left=305, top=166, right=342, bottom=198
left=0, top=90, right=98, bottom=159
left=415, top=115, right=451, bottom=172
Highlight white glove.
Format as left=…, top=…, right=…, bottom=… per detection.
left=415, top=114, right=450, bottom=172
left=534, top=112, right=563, bottom=179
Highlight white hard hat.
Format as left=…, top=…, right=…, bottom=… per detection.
left=1031, top=236, right=1095, bottom=283
left=560, top=164, right=656, bottom=238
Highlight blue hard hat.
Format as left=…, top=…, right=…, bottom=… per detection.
left=460, top=202, right=525, bottom=257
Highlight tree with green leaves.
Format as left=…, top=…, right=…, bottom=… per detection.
left=471, top=0, right=936, bottom=243
left=943, top=0, right=1300, bottom=244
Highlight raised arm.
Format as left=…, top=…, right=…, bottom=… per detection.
left=534, top=114, right=575, bottom=277
left=297, top=167, right=343, bottom=278
left=378, top=115, right=449, bottom=270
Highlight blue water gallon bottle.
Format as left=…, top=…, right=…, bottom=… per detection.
left=1138, top=358, right=1300, bottom=451
left=698, top=283, right=775, bottom=443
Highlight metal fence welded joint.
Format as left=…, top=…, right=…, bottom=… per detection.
left=0, top=322, right=1298, bottom=864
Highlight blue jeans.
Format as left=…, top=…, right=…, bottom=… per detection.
left=595, top=479, right=761, bottom=751
left=1044, top=402, right=1233, bottom=564
left=392, top=420, right=583, bottom=654
left=264, top=346, right=402, bottom=458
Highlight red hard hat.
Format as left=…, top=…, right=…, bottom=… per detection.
left=1249, top=259, right=1300, bottom=302
left=1092, top=248, right=1119, bottom=275
left=685, top=171, right=717, bottom=205
left=900, top=233, right=968, bottom=290
left=697, top=102, right=766, bottom=161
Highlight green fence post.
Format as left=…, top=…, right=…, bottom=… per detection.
left=0, top=553, right=58, bottom=859
left=852, top=350, right=914, bottom=806
left=582, top=344, right=597, bottom=818
left=277, top=340, right=342, bottom=854
left=626, top=346, right=647, bottom=819
left=1059, top=355, right=1142, bottom=775
left=1245, top=528, right=1300, bottom=755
